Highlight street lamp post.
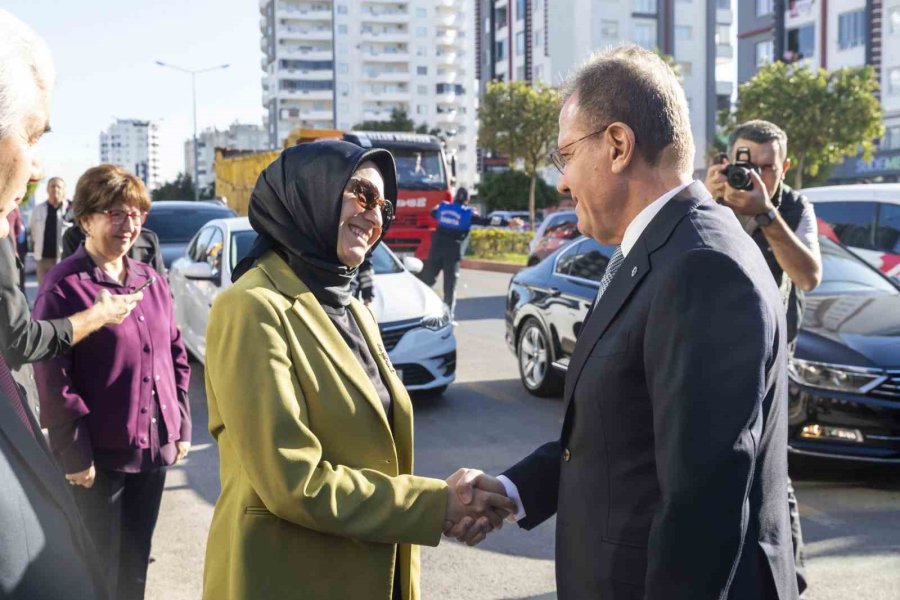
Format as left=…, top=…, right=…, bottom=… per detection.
left=155, top=61, right=230, bottom=201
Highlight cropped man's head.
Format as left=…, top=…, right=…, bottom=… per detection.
left=0, top=10, right=55, bottom=238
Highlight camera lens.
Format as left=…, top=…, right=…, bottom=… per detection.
left=726, top=167, right=753, bottom=191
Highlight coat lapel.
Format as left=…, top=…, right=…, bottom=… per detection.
left=257, top=253, right=396, bottom=441
left=563, top=183, right=709, bottom=402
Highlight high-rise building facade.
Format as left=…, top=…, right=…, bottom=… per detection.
left=99, top=119, right=162, bottom=190
left=259, top=0, right=477, bottom=188
left=185, top=123, right=270, bottom=191
left=737, top=0, right=900, bottom=183
left=476, top=0, right=735, bottom=175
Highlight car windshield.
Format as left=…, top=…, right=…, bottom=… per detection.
left=370, top=243, right=403, bottom=274
left=391, top=148, right=447, bottom=191
left=812, top=236, right=899, bottom=296
left=231, top=230, right=257, bottom=271
left=146, top=205, right=235, bottom=244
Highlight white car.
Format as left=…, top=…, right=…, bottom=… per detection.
left=169, top=217, right=456, bottom=395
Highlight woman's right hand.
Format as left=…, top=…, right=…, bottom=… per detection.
left=66, top=464, right=96, bottom=488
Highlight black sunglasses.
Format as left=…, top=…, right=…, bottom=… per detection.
left=347, top=178, right=394, bottom=222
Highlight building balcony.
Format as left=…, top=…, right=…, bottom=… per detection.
left=279, top=26, right=332, bottom=41
left=363, top=70, right=411, bottom=83
left=278, top=89, right=333, bottom=101
left=436, top=111, right=460, bottom=125
left=436, top=0, right=461, bottom=8
left=360, top=30, right=409, bottom=43
left=360, top=10, right=411, bottom=24
left=436, top=51, right=459, bottom=65
left=438, top=13, right=462, bottom=28
left=279, top=46, right=333, bottom=61
left=716, top=8, right=733, bottom=26
left=435, top=31, right=460, bottom=47
left=436, top=93, right=463, bottom=105
left=275, top=4, right=332, bottom=22
left=362, top=109, right=394, bottom=121
left=280, top=68, right=334, bottom=80
left=366, top=90, right=411, bottom=102
left=362, top=50, right=411, bottom=63
left=716, top=80, right=733, bottom=97
left=716, top=44, right=734, bottom=63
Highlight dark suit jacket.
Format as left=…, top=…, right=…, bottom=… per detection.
left=61, top=226, right=166, bottom=276
left=504, top=183, right=798, bottom=600
left=0, top=388, right=107, bottom=599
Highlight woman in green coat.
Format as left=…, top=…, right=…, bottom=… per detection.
left=202, top=140, right=514, bottom=600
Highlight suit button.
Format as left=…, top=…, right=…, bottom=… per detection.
left=140, top=407, right=148, bottom=414
left=563, top=448, right=572, bottom=462
left=143, top=376, right=150, bottom=382
left=138, top=315, right=145, bottom=322
left=144, top=346, right=150, bottom=353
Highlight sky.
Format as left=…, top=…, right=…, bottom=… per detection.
left=5, top=0, right=265, bottom=201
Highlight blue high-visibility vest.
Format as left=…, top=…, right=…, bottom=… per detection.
left=435, top=202, right=473, bottom=233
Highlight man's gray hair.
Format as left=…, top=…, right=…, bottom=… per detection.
left=729, top=120, right=789, bottom=159
left=561, top=45, right=695, bottom=171
left=0, top=10, right=55, bottom=138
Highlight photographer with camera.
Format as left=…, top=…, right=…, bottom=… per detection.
left=706, top=119, right=821, bottom=596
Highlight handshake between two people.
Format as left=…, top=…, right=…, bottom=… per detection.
left=443, top=468, right=517, bottom=546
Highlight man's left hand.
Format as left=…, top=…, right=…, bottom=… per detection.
left=721, top=170, right=773, bottom=217
left=176, top=441, right=191, bottom=462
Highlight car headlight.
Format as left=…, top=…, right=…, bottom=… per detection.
left=422, top=305, right=451, bottom=331
left=788, top=358, right=887, bottom=393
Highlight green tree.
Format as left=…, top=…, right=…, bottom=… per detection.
left=478, top=80, right=559, bottom=229
left=726, top=61, right=883, bottom=188
left=476, top=170, right=559, bottom=212
left=354, top=107, right=416, bottom=132
left=152, top=172, right=209, bottom=201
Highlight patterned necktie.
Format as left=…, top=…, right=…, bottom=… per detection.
left=0, top=353, right=35, bottom=439
left=595, top=246, right=625, bottom=306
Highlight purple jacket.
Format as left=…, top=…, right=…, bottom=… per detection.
left=33, top=246, right=191, bottom=472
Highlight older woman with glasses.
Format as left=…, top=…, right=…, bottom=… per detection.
left=33, top=164, right=191, bottom=600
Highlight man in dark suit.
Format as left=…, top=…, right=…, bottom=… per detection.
left=447, top=45, right=798, bottom=599
left=0, top=9, right=143, bottom=599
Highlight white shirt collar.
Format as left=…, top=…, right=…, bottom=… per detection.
left=620, top=181, right=693, bottom=257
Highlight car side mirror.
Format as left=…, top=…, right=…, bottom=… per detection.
left=403, top=256, right=424, bottom=274
left=184, top=261, right=217, bottom=281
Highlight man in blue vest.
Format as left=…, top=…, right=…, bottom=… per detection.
left=418, top=187, right=496, bottom=317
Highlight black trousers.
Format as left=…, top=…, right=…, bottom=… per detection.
left=72, top=467, right=166, bottom=600
left=788, top=477, right=808, bottom=594
left=419, top=233, right=463, bottom=314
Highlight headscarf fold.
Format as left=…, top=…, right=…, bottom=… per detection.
left=233, top=140, right=397, bottom=308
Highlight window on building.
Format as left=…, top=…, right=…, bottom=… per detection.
left=633, top=0, right=656, bottom=14
left=337, top=24, right=347, bottom=34
left=600, top=20, right=619, bottom=39
left=891, top=7, right=900, bottom=34
left=338, top=63, right=348, bottom=74
left=890, top=68, right=900, bottom=95
left=516, top=31, right=526, bottom=55
left=516, top=65, right=525, bottom=79
left=786, top=24, right=815, bottom=60
left=517, top=0, right=526, bottom=19
left=838, top=10, right=866, bottom=50
left=717, top=0, right=730, bottom=8
left=883, top=125, right=900, bottom=150
left=417, top=84, right=427, bottom=94
left=496, top=6, right=508, bottom=25
left=496, top=39, right=507, bottom=60
left=416, top=46, right=427, bottom=57
left=633, top=22, right=656, bottom=49
left=755, top=39, right=773, bottom=67
left=675, top=26, right=692, bottom=41
left=338, top=82, right=350, bottom=96
left=416, top=26, right=427, bottom=37
left=337, top=5, right=347, bottom=14
left=417, top=105, right=427, bottom=115
left=535, top=0, right=543, bottom=10
left=417, top=66, right=428, bottom=75
left=756, top=0, right=774, bottom=16
left=416, top=7, right=426, bottom=18
left=484, top=17, right=491, bottom=34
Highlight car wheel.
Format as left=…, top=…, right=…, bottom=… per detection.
left=517, top=318, right=563, bottom=397
left=412, top=385, right=448, bottom=399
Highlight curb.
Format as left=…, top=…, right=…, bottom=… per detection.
left=460, top=258, right=525, bottom=274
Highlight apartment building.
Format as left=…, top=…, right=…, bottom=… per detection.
left=476, top=0, right=735, bottom=174
left=259, top=0, right=477, bottom=188
left=737, top=0, right=900, bottom=183
left=99, top=119, right=161, bottom=190
left=185, top=123, right=270, bottom=191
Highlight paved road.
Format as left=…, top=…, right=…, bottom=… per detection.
left=145, top=268, right=899, bottom=599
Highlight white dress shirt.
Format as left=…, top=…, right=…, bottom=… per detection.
left=497, top=180, right=694, bottom=522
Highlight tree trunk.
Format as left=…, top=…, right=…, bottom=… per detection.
left=794, top=154, right=805, bottom=189
left=528, top=172, right=537, bottom=232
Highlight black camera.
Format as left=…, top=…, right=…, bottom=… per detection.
left=722, top=147, right=760, bottom=191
